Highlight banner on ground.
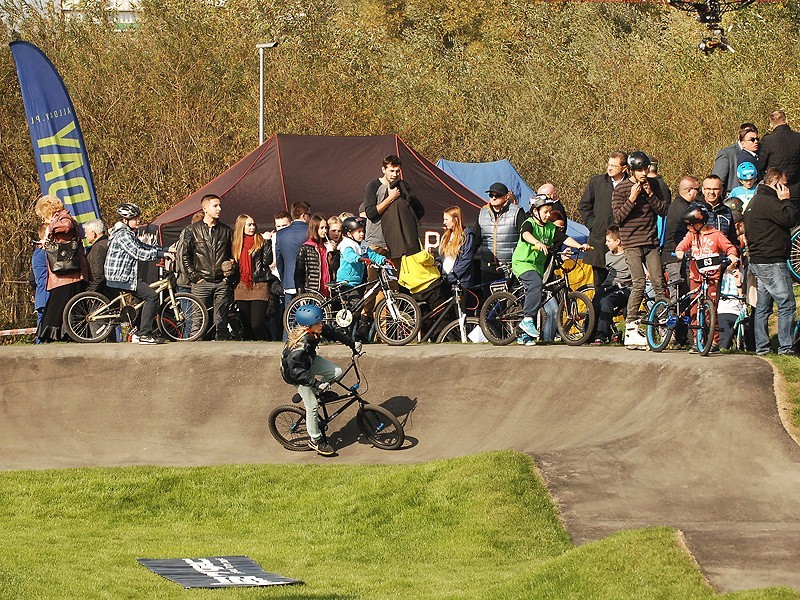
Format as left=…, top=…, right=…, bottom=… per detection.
left=9, top=40, right=100, bottom=226
left=137, top=556, right=302, bottom=588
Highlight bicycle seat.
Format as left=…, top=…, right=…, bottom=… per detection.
left=669, top=277, right=685, bottom=286
left=327, top=281, right=347, bottom=291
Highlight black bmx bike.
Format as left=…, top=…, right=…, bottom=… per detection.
left=268, top=353, right=405, bottom=452
left=644, top=254, right=728, bottom=356
left=479, top=251, right=596, bottom=346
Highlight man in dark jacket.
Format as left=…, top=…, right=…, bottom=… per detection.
left=579, top=151, right=628, bottom=289
left=181, top=194, right=235, bottom=340
left=743, top=167, right=797, bottom=355
left=762, top=110, right=800, bottom=202
left=275, top=201, right=311, bottom=308
left=661, top=176, right=700, bottom=346
left=713, top=122, right=759, bottom=194
left=701, top=175, right=738, bottom=247
left=84, top=219, right=109, bottom=296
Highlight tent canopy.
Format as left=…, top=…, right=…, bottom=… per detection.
left=154, top=134, right=484, bottom=245
left=436, top=158, right=589, bottom=244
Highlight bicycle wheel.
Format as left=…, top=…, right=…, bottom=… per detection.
left=62, top=292, right=115, bottom=343
left=435, top=317, right=483, bottom=343
left=374, top=293, right=421, bottom=345
left=646, top=299, right=673, bottom=352
left=556, top=290, right=595, bottom=346
left=788, top=226, right=800, bottom=283
left=695, top=299, right=717, bottom=356
left=356, top=405, right=405, bottom=450
left=283, top=291, right=329, bottom=332
left=479, top=291, right=524, bottom=346
left=268, top=405, right=312, bottom=451
left=158, top=293, right=209, bottom=341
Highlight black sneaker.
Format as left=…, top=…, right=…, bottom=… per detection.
left=138, top=334, right=164, bottom=345
left=308, top=438, right=335, bottom=456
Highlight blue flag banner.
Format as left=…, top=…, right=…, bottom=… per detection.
left=10, top=40, right=100, bottom=226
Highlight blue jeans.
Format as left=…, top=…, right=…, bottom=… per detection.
left=541, top=296, right=558, bottom=341
left=749, top=262, right=796, bottom=354
left=297, top=355, right=343, bottom=441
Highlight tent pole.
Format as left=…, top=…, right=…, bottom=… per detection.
left=256, top=42, right=278, bottom=145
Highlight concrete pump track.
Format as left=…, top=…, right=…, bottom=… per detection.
left=2, top=343, right=799, bottom=594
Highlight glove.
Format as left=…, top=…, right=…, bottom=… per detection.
left=352, top=341, right=363, bottom=355
left=314, top=381, right=331, bottom=395
left=358, top=257, right=373, bottom=265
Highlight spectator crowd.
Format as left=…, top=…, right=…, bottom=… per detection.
left=30, top=110, right=800, bottom=356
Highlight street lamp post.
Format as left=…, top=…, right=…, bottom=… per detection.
left=257, top=42, right=279, bottom=145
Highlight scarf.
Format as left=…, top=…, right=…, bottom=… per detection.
left=240, top=234, right=255, bottom=288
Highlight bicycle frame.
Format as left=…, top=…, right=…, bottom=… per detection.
left=315, top=357, right=367, bottom=430
left=84, top=271, right=179, bottom=325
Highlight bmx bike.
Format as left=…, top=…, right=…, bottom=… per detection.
left=269, top=353, right=405, bottom=452
left=62, top=256, right=209, bottom=343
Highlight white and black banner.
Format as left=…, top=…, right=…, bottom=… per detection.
left=137, top=556, right=302, bottom=588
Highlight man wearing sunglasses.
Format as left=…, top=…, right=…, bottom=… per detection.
left=737, top=127, right=763, bottom=182
left=713, top=122, right=759, bottom=193
left=474, top=182, right=526, bottom=290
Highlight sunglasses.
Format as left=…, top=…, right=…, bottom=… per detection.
left=744, top=137, right=759, bottom=142
left=488, top=192, right=505, bottom=198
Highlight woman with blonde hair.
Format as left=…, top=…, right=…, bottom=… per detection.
left=34, top=194, right=89, bottom=341
left=437, top=206, right=476, bottom=289
left=232, top=214, right=273, bottom=340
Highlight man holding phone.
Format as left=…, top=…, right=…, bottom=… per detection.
left=743, top=167, right=797, bottom=355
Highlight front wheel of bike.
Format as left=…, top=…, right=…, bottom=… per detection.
left=788, top=226, right=800, bottom=283
left=283, top=291, right=329, bottom=332
left=556, top=290, right=595, bottom=346
left=158, top=293, right=209, bottom=341
left=479, top=291, right=524, bottom=346
left=646, top=299, right=673, bottom=352
left=356, top=405, right=405, bottom=450
left=436, top=317, right=483, bottom=343
left=62, top=292, right=115, bottom=343
left=268, top=405, right=312, bottom=451
left=374, top=293, right=421, bottom=345
left=696, top=299, right=717, bottom=356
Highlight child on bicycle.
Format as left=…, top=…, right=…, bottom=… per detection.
left=105, top=203, right=168, bottom=345
left=590, top=226, right=632, bottom=345
left=512, top=193, right=589, bottom=345
left=727, top=162, right=759, bottom=211
left=280, top=304, right=361, bottom=456
left=336, top=216, right=387, bottom=287
left=675, top=203, right=739, bottom=348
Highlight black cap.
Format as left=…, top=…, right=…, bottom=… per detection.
left=486, top=182, right=509, bottom=195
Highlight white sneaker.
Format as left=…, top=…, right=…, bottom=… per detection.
left=130, top=334, right=139, bottom=343
left=624, top=320, right=648, bottom=348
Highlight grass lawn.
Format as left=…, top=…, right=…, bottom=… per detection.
left=0, top=451, right=797, bottom=599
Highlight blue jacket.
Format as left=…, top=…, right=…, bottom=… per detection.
left=336, top=237, right=386, bottom=286
left=275, top=220, right=309, bottom=293
left=31, top=247, right=49, bottom=311
left=437, top=227, right=476, bottom=289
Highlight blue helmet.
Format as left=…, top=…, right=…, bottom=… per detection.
left=295, top=304, right=324, bottom=327
left=736, top=162, right=757, bottom=181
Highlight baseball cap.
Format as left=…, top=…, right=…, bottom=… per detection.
left=486, top=182, right=509, bottom=195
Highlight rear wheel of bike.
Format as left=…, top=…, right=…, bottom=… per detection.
left=374, top=293, right=421, bottom=345
left=696, top=299, right=717, bottom=356
left=435, top=317, right=482, bottom=343
left=479, top=291, right=524, bottom=346
left=788, top=226, right=800, bottom=283
left=268, top=405, right=312, bottom=451
left=646, top=299, right=673, bottom=352
left=356, top=405, right=404, bottom=450
left=556, top=290, right=595, bottom=346
left=62, top=292, right=115, bottom=343
left=283, top=291, right=329, bottom=332
left=158, top=293, right=208, bottom=341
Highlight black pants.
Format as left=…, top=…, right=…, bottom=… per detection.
left=133, top=280, right=159, bottom=336
left=237, top=299, right=269, bottom=341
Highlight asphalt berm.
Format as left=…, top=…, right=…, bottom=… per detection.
left=2, top=342, right=798, bottom=593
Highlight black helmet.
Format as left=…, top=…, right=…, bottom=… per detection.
left=530, top=193, right=557, bottom=210
left=342, top=216, right=366, bottom=234
left=682, top=204, right=709, bottom=225
left=724, top=196, right=743, bottom=214
left=116, top=203, right=142, bottom=220
left=627, top=151, right=651, bottom=171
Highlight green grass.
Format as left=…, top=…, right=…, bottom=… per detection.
left=0, top=451, right=796, bottom=599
